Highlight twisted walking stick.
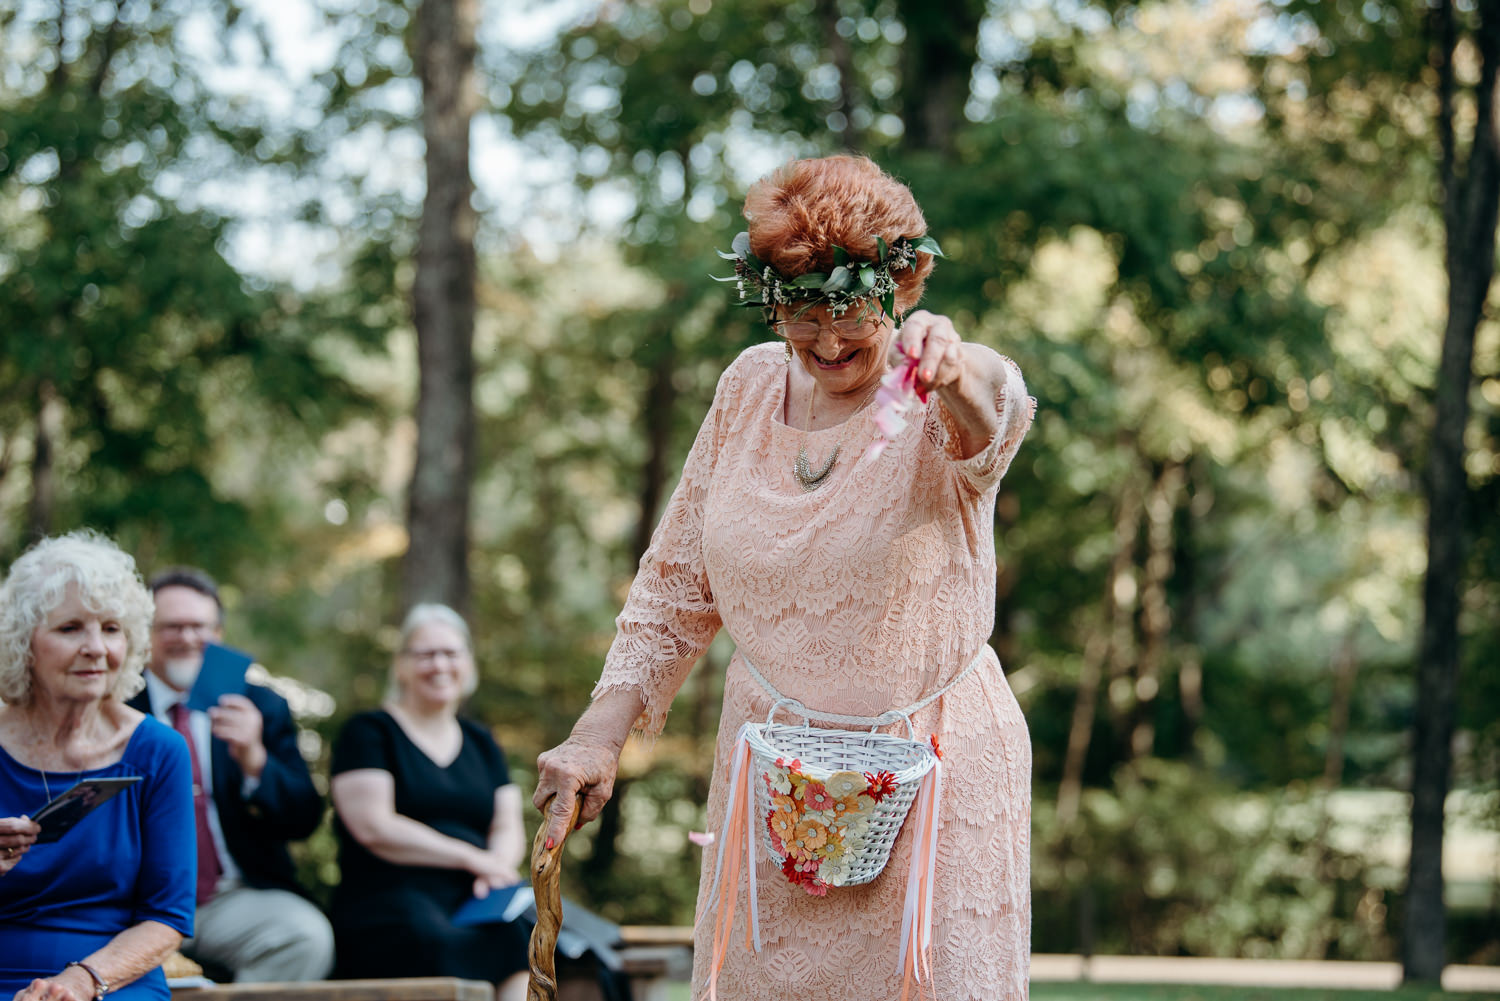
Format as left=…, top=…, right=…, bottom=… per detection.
left=526, top=795, right=584, bottom=1001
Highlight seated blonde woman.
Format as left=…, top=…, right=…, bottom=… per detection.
left=328, top=604, right=530, bottom=1001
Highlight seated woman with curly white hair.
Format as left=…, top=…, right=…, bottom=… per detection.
left=0, top=531, right=195, bottom=1001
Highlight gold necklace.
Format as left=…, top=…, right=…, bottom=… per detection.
left=793, top=379, right=880, bottom=492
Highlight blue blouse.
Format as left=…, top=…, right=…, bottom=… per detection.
left=0, top=714, right=195, bottom=1000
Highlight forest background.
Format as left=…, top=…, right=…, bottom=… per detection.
left=2, top=0, right=1498, bottom=981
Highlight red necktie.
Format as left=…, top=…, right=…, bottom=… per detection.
left=170, top=703, right=224, bottom=904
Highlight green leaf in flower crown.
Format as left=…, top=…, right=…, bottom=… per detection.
left=876, top=236, right=889, bottom=262
left=731, top=231, right=752, bottom=258
left=822, top=266, right=854, bottom=293
left=710, top=273, right=739, bottom=282
left=833, top=245, right=849, bottom=267
left=716, top=249, right=742, bottom=260
left=791, top=272, right=830, bottom=289
left=912, top=235, right=944, bottom=258
left=882, top=290, right=896, bottom=319
left=858, top=264, right=876, bottom=289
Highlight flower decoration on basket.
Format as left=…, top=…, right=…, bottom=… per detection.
left=762, top=757, right=911, bottom=895
left=714, top=230, right=943, bottom=326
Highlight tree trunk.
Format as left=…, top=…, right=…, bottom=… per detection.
left=1403, top=0, right=1500, bottom=984
left=817, top=0, right=859, bottom=151
left=28, top=381, right=60, bottom=543
left=631, top=326, right=678, bottom=561
left=893, top=0, right=984, bottom=154
left=403, top=0, right=479, bottom=615
left=1057, top=467, right=1143, bottom=824
left=1131, top=461, right=1184, bottom=758
left=1310, top=632, right=1358, bottom=958
left=582, top=319, right=681, bottom=885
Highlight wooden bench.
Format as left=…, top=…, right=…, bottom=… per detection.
left=166, top=930, right=695, bottom=1001
left=171, top=979, right=491, bottom=1001
left=617, top=927, right=694, bottom=1001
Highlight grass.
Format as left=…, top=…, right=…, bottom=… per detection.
left=663, top=984, right=1500, bottom=1001
left=1031, top=986, right=1500, bottom=1001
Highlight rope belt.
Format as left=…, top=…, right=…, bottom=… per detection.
left=739, top=646, right=989, bottom=731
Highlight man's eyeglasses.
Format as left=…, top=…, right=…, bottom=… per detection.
left=153, top=621, right=219, bottom=637
left=773, top=313, right=886, bottom=344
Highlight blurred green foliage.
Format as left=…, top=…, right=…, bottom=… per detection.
left=2, top=0, right=1498, bottom=967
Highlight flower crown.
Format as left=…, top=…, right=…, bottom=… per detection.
left=714, top=230, right=944, bottom=324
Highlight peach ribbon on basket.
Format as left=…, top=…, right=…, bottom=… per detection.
left=695, top=724, right=944, bottom=1001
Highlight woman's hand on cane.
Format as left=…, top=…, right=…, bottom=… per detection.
left=533, top=736, right=621, bottom=852
left=532, top=687, right=644, bottom=852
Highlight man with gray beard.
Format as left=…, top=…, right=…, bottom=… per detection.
left=128, top=567, right=333, bottom=982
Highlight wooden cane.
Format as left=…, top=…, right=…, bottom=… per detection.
left=526, top=794, right=584, bottom=1001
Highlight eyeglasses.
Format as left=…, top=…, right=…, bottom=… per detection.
left=773, top=313, right=887, bottom=344
left=402, top=648, right=467, bottom=663
left=153, top=621, right=219, bottom=637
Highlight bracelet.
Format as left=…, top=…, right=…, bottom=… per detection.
left=64, top=961, right=108, bottom=1000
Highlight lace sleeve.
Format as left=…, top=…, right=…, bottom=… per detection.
left=933, top=352, right=1036, bottom=493
left=590, top=365, right=734, bottom=738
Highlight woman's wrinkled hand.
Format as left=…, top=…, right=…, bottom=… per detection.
left=0, top=816, right=39, bottom=876
left=533, top=735, right=623, bottom=855
left=12, top=969, right=91, bottom=1001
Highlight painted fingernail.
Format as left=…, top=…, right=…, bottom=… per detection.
left=545, top=836, right=555, bottom=850
left=921, top=369, right=933, bottom=381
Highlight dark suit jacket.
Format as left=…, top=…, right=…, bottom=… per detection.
left=129, top=682, right=323, bottom=895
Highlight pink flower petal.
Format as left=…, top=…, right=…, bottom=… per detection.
left=874, top=409, right=908, bottom=438
left=688, top=830, right=715, bottom=846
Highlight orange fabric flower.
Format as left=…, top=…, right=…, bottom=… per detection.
left=793, top=817, right=830, bottom=854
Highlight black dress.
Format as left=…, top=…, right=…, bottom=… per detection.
left=329, top=710, right=530, bottom=982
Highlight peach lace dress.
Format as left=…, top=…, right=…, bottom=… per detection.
left=592, top=341, right=1036, bottom=1000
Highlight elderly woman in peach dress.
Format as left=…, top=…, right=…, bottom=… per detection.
left=535, top=154, right=1035, bottom=1000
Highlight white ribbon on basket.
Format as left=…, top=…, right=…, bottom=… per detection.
left=696, top=649, right=986, bottom=1001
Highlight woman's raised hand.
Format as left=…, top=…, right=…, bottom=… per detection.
left=0, top=816, right=39, bottom=876
left=894, top=310, right=968, bottom=397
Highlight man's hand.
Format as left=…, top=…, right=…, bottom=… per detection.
left=209, top=695, right=267, bottom=780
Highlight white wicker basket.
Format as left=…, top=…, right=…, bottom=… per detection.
left=743, top=703, right=939, bottom=890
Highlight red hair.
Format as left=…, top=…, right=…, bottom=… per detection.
left=743, top=155, right=935, bottom=315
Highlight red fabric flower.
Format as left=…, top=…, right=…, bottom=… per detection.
left=780, top=855, right=828, bottom=895
left=801, top=781, right=836, bottom=811
left=864, top=770, right=898, bottom=803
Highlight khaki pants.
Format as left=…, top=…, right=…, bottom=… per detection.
left=182, top=883, right=334, bottom=983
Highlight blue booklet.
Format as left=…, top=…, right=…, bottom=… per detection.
left=184, top=642, right=253, bottom=711
left=452, top=882, right=535, bottom=927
